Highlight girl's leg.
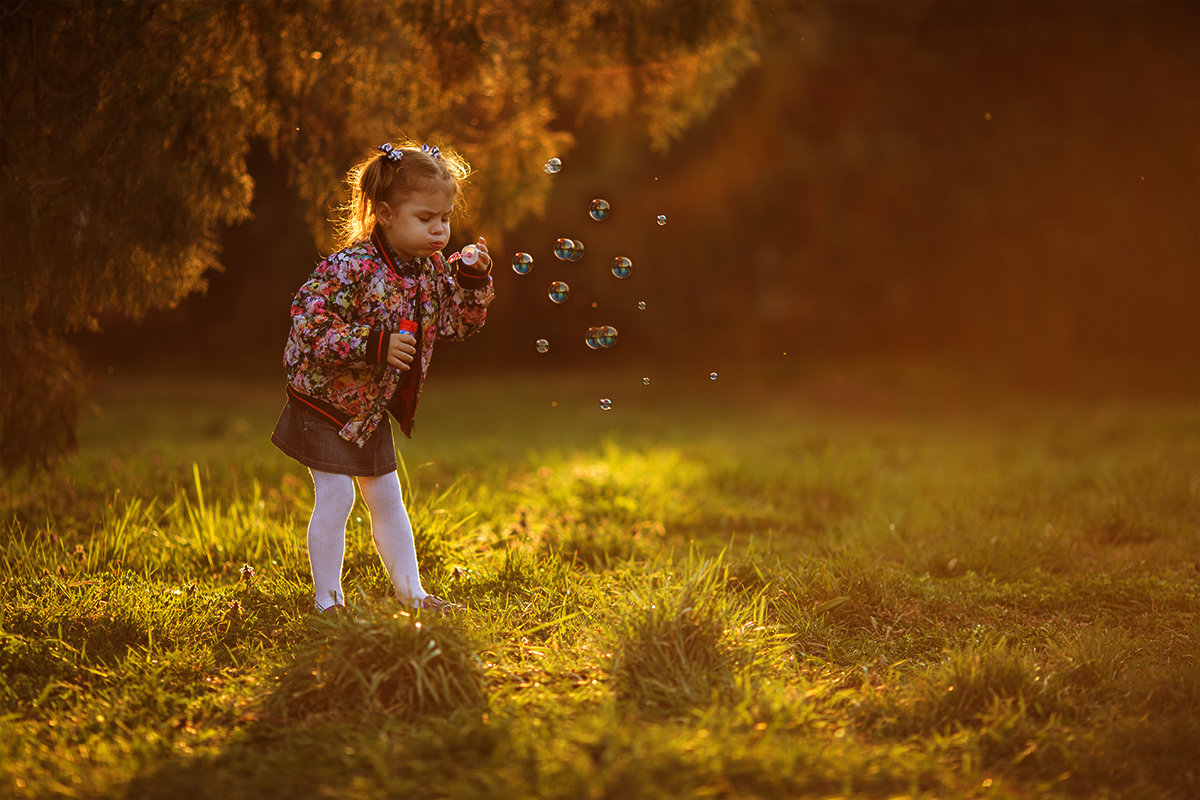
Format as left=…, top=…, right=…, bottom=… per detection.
left=308, top=469, right=356, bottom=611
left=356, top=471, right=427, bottom=607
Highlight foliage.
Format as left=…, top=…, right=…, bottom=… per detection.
left=0, top=0, right=765, bottom=469
left=1, top=371, right=1197, bottom=798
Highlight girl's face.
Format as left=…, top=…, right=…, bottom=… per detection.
left=376, top=181, right=456, bottom=262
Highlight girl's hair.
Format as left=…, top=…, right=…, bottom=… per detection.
left=333, top=137, right=471, bottom=249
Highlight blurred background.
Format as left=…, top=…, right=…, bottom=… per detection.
left=3, top=0, right=1197, bottom=467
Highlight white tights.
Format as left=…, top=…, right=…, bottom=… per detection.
left=307, top=469, right=427, bottom=611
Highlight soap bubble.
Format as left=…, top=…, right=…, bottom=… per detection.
left=611, top=256, right=633, bottom=279
left=585, top=325, right=618, bottom=349
left=460, top=244, right=479, bottom=266
left=567, top=238, right=585, bottom=262
left=656, top=214, right=667, bottom=226
left=642, top=377, right=651, bottom=386
left=588, top=198, right=611, bottom=221
left=535, top=338, right=550, bottom=354
left=553, top=238, right=576, bottom=261
left=637, top=300, right=647, bottom=311
left=544, top=157, right=562, bottom=174
left=548, top=281, right=570, bottom=303
left=709, top=372, right=718, bottom=381
left=599, top=397, right=613, bottom=411
left=512, top=252, right=533, bottom=275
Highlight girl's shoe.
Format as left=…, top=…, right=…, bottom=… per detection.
left=419, top=595, right=458, bottom=613
left=317, top=603, right=346, bottom=616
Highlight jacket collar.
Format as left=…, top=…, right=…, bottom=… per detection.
left=370, top=230, right=421, bottom=277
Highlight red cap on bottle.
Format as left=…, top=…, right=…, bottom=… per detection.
left=397, top=319, right=418, bottom=335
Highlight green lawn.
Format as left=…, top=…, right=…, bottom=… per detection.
left=2, top=368, right=1197, bottom=798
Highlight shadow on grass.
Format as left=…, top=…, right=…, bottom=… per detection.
left=122, top=604, right=497, bottom=799
left=121, top=711, right=513, bottom=800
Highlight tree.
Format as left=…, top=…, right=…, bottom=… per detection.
left=0, top=0, right=765, bottom=470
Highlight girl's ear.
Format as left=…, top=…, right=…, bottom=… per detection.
left=375, top=201, right=393, bottom=228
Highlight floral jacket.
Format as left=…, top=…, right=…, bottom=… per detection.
left=282, top=230, right=493, bottom=445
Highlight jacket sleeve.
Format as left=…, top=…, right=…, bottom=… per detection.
left=289, top=254, right=390, bottom=368
left=433, top=251, right=494, bottom=341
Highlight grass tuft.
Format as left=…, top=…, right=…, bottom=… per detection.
left=610, top=557, right=744, bottom=717
left=267, top=606, right=485, bottom=722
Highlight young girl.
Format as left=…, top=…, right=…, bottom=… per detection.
left=271, top=139, right=493, bottom=614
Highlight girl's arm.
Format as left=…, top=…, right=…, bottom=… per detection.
left=434, top=244, right=495, bottom=342
left=290, top=254, right=391, bottom=368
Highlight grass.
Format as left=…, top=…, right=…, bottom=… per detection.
left=1, top=365, right=1197, bottom=798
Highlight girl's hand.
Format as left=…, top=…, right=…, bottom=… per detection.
left=388, top=332, right=417, bottom=371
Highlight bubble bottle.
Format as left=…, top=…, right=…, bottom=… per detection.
left=396, top=319, right=419, bottom=358
left=390, top=319, right=421, bottom=414
left=394, top=319, right=419, bottom=381
left=397, top=318, right=418, bottom=339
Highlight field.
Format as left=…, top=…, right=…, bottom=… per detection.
left=2, top=367, right=1198, bottom=799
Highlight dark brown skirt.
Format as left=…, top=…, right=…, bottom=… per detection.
left=270, top=398, right=397, bottom=477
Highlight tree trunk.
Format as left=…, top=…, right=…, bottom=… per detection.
left=0, top=320, right=84, bottom=471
